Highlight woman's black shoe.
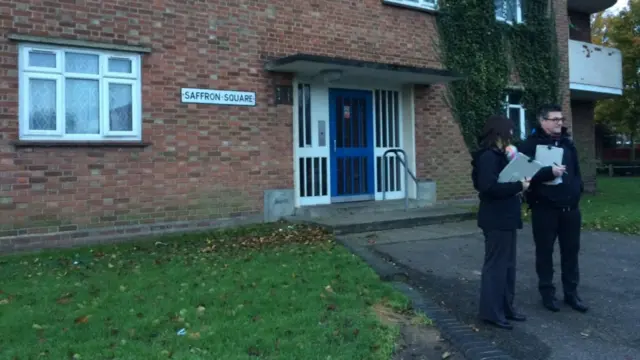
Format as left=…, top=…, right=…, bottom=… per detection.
left=482, top=319, right=513, bottom=330
left=543, top=297, right=561, bottom=312
left=506, top=313, right=527, bottom=321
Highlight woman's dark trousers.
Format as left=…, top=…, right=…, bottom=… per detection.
left=479, top=229, right=517, bottom=323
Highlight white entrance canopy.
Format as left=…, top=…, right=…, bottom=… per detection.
left=265, top=53, right=463, bottom=85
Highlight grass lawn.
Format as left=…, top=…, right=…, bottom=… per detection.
left=579, top=176, right=640, bottom=234
left=520, top=176, right=640, bottom=234
left=0, top=223, right=416, bottom=360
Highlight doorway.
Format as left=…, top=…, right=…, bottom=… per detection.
left=329, top=88, right=375, bottom=202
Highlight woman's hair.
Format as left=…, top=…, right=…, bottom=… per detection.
left=479, top=114, right=514, bottom=149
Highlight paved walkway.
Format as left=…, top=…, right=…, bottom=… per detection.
left=363, top=222, right=640, bottom=360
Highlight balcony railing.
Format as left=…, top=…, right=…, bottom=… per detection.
left=569, top=39, right=623, bottom=101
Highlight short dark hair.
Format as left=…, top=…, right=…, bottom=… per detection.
left=479, top=114, right=513, bottom=148
left=538, top=104, right=562, bottom=120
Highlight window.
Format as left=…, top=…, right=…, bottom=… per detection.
left=495, top=0, right=523, bottom=24
left=18, top=44, right=142, bottom=141
left=505, top=92, right=526, bottom=140
left=383, top=0, right=438, bottom=11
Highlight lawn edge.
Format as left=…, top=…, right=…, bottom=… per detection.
left=336, top=236, right=515, bottom=360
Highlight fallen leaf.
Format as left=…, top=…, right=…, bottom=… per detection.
left=57, top=293, right=74, bottom=305
left=74, top=315, right=90, bottom=324
left=32, top=324, right=44, bottom=330
left=247, top=346, right=261, bottom=356
left=196, top=305, right=205, bottom=315
left=188, top=332, right=201, bottom=340
left=0, top=299, right=9, bottom=305
left=442, top=351, right=452, bottom=359
left=325, top=285, right=334, bottom=293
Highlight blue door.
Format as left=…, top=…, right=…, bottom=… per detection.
left=329, top=89, right=375, bottom=202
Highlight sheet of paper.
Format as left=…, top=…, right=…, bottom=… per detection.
left=498, top=152, right=544, bottom=183
left=535, top=145, right=564, bottom=185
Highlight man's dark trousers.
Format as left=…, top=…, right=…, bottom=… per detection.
left=531, top=205, right=581, bottom=299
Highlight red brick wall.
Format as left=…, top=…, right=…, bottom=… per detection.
left=567, top=9, right=598, bottom=192
left=0, top=0, right=453, bottom=249
left=0, top=0, right=573, bottom=250
left=571, top=100, right=597, bottom=192
left=554, top=0, right=574, bottom=133
left=414, top=84, right=474, bottom=200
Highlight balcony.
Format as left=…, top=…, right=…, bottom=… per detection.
left=569, top=39, right=623, bottom=101
left=567, top=0, right=616, bottom=14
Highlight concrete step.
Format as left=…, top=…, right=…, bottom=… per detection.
left=294, top=199, right=427, bottom=218
left=338, top=220, right=481, bottom=247
left=290, top=202, right=475, bottom=235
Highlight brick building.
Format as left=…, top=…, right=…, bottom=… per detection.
left=567, top=0, right=624, bottom=189
left=0, top=0, right=622, bottom=251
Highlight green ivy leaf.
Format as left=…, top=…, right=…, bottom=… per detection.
left=435, top=0, right=561, bottom=151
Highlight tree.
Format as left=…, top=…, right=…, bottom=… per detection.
left=592, top=0, right=640, bottom=161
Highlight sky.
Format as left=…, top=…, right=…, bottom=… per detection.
left=610, top=0, right=629, bottom=13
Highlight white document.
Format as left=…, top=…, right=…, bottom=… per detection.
left=535, top=145, right=564, bottom=185
left=498, top=152, right=544, bottom=183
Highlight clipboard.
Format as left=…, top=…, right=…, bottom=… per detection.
left=535, top=145, right=564, bottom=185
left=498, top=152, right=544, bottom=183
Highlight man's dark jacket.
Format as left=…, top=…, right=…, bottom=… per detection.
left=518, top=126, right=584, bottom=209
left=471, top=146, right=524, bottom=231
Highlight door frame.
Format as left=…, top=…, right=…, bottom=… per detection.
left=292, top=78, right=416, bottom=208
left=328, top=88, right=375, bottom=203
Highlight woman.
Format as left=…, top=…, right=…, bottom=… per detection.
left=471, top=115, right=529, bottom=330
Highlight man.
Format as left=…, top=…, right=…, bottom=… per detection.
left=519, top=104, right=588, bottom=313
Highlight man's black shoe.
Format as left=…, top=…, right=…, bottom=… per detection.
left=543, top=297, right=560, bottom=312
left=483, top=319, right=513, bottom=330
left=564, top=296, right=589, bottom=313
left=506, top=312, right=527, bottom=322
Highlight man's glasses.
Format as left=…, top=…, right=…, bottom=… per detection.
left=543, top=117, right=564, bottom=123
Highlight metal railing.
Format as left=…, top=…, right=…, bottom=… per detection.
left=382, top=149, right=419, bottom=211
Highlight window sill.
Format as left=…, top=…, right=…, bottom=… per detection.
left=496, top=18, right=525, bottom=26
left=11, top=140, right=152, bottom=148
left=382, top=0, right=439, bottom=14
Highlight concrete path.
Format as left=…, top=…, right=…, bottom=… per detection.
left=365, top=221, right=640, bottom=360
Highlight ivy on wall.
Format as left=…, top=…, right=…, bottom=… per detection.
left=509, top=0, right=561, bottom=132
left=435, top=0, right=561, bottom=150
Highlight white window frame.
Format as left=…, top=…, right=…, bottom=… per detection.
left=382, top=0, right=438, bottom=12
left=495, top=0, right=523, bottom=25
left=505, top=93, right=526, bottom=140
left=18, top=43, right=142, bottom=142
